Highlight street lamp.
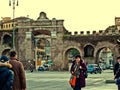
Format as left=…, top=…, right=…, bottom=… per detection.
left=9, top=0, right=19, bottom=50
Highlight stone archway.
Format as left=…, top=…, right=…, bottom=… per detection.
left=31, top=30, right=51, bottom=69
left=84, top=45, right=94, bottom=57
left=1, top=34, right=12, bottom=48
left=95, top=42, right=117, bottom=62
left=63, top=46, right=82, bottom=71
left=95, top=47, right=105, bottom=63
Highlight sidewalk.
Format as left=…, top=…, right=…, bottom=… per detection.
left=26, top=70, right=117, bottom=90
left=83, top=70, right=117, bottom=90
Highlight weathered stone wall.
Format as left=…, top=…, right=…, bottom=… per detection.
left=0, top=12, right=120, bottom=71
left=15, top=12, right=65, bottom=70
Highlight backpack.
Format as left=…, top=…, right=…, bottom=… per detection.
left=84, top=71, right=88, bottom=78
left=2, top=69, right=14, bottom=90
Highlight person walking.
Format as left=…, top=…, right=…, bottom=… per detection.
left=70, top=55, right=87, bottom=90
left=30, top=64, right=34, bottom=73
left=0, top=55, right=14, bottom=90
left=9, top=51, right=26, bottom=90
left=114, top=56, right=120, bottom=90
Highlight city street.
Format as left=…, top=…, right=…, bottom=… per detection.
left=26, top=70, right=117, bottom=90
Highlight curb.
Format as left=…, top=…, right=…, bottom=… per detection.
left=105, top=80, right=115, bottom=84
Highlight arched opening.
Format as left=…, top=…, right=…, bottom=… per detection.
left=96, top=47, right=114, bottom=69
left=84, top=45, right=94, bottom=57
left=32, top=30, right=52, bottom=70
left=35, top=38, right=51, bottom=69
left=64, top=48, right=80, bottom=71
left=3, top=34, right=12, bottom=47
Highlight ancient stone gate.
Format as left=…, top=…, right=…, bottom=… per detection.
left=0, top=12, right=120, bottom=70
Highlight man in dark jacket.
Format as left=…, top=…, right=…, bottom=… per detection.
left=0, top=55, right=14, bottom=90
left=9, top=51, right=26, bottom=90
left=114, top=56, right=120, bottom=90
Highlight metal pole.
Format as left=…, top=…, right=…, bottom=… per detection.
left=12, top=0, right=15, bottom=50
left=35, top=39, right=38, bottom=70
left=35, top=46, right=37, bottom=70
left=9, top=0, right=18, bottom=50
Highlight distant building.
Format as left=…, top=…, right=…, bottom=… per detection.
left=115, top=17, right=120, bottom=30
left=0, top=16, right=32, bottom=30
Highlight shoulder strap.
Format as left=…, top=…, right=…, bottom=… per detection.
left=73, top=63, right=80, bottom=72
left=73, top=63, right=77, bottom=72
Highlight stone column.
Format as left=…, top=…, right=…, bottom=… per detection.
left=25, top=32, right=32, bottom=59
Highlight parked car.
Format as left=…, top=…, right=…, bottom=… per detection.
left=87, top=64, right=102, bottom=74
left=38, top=66, right=44, bottom=71
left=38, top=60, right=54, bottom=71
left=106, top=64, right=114, bottom=70
left=38, top=64, right=49, bottom=71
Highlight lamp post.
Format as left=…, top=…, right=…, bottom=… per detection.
left=9, top=0, right=18, bottom=50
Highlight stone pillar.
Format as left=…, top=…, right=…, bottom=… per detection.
left=25, top=32, right=32, bottom=59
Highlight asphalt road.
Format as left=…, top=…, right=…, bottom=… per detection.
left=26, top=70, right=117, bottom=90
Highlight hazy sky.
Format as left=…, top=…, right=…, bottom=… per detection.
left=1, top=0, right=120, bottom=33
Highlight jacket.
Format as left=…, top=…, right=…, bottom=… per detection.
left=70, top=60, right=87, bottom=88
left=9, top=59, right=26, bottom=90
left=114, top=63, right=120, bottom=79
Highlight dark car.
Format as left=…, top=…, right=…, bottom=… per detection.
left=38, top=64, right=49, bottom=71
left=38, top=66, right=44, bottom=71
left=87, top=64, right=102, bottom=74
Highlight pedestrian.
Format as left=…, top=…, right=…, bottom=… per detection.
left=70, top=55, right=87, bottom=90
left=9, top=51, right=26, bottom=90
left=0, top=55, right=14, bottom=90
left=30, top=64, right=34, bottom=72
left=114, top=56, right=120, bottom=90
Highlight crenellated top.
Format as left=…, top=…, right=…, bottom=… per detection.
left=65, top=29, right=120, bottom=36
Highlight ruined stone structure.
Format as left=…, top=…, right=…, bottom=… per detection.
left=0, top=12, right=120, bottom=70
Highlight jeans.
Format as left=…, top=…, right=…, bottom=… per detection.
left=73, top=78, right=81, bottom=90
left=118, top=84, right=120, bottom=90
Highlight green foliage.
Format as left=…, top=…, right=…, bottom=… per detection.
left=70, top=49, right=80, bottom=57
left=63, top=34, right=70, bottom=37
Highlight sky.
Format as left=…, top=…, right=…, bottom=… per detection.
left=1, top=0, right=120, bottom=34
